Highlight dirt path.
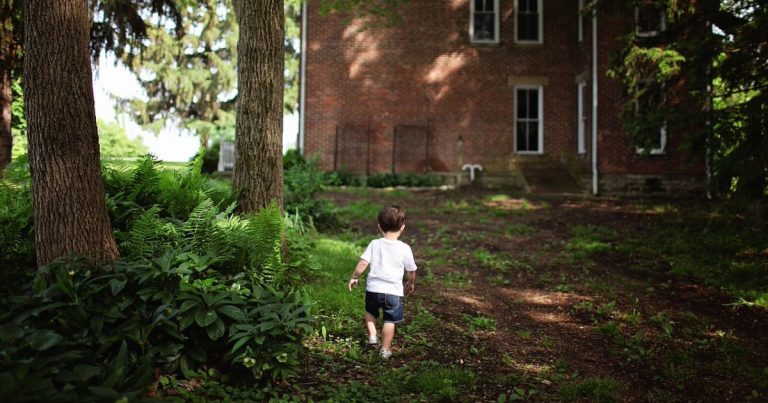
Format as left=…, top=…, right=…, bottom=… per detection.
left=315, top=188, right=768, bottom=401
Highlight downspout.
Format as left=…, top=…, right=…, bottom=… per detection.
left=591, top=9, right=599, bottom=195
left=298, top=0, right=308, bottom=155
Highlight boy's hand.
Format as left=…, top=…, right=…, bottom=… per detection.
left=405, top=280, right=415, bottom=295
left=348, top=278, right=359, bottom=291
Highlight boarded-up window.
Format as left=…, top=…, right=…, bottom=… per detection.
left=334, top=124, right=370, bottom=174
left=393, top=125, right=430, bottom=173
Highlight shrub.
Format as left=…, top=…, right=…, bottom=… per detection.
left=0, top=157, right=315, bottom=401
left=283, top=154, right=340, bottom=231
left=0, top=156, right=35, bottom=272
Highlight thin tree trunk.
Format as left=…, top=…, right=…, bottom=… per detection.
left=0, top=3, right=13, bottom=174
left=24, top=0, right=119, bottom=266
left=233, top=0, right=284, bottom=212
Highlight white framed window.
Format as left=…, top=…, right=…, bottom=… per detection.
left=514, top=85, right=544, bottom=154
left=577, top=81, right=587, bottom=154
left=577, top=0, right=585, bottom=42
left=515, top=0, right=543, bottom=44
left=635, top=4, right=666, bottom=37
left=470, top=0, right=499, bottom=44
left=634, top=80, right=667, bottom=155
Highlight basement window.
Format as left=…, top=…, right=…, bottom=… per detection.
left=470, top=0, right=499, bottom=44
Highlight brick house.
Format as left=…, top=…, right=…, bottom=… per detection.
left=297, top=0, right=705, bottom=194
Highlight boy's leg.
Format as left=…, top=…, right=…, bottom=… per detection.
left=364, top=312, right=378, bottom=341
left=381, top=322, right=395, bottom=350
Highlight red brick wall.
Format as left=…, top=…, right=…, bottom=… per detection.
left=304, top=0, right=705, bottom=180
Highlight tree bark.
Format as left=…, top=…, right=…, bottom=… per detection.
left=0, top=2, right=13, bottom=174
left=24, top=0, right=119, bottom=266
left=233, top=0, right=284, bottom=212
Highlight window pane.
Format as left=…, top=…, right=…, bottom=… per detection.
left=473, top=13, right=495, bottom=41
left=517, top=89, right=528, bottom=117
left=484, top=0, right=495, bottom=12
left=528, top=0, right=538, bottom=13
left=519, top=15, right=538, bottom=40
left=529, top=122, right=539, bottom=150
left=475, top=0, right=483, bottom=12
left=517, top=122, right=528, bottom=151
left=519, top=0, right=530, bottom=13
left=638, top=7, right=661, bottom=32
left=528, top=89, right=539, bottom=119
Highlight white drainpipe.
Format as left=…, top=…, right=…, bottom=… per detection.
left=591, top=10, right=599, bottom=195
left=298, top=0, right=308, bottom=155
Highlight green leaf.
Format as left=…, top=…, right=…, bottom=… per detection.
left=28, top=330, right=63, bottom=351
left=229, top=336, right=250, bottom=354
left=206, top=318, right=226, bottom=340
left=195, top=309, right=218, bottom=327
left=110, top=278, right=127, bottom=295
left=73, top=365, right=102, bottom=382
left=88, top=386, right=120, bottom=399
left=217, top=305, right=246, bottom=322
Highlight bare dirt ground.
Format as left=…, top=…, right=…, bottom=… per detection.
left=312, top=187, right=768, bottom=401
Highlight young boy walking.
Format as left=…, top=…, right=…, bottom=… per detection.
left=348, top=205, right=417, bottom=359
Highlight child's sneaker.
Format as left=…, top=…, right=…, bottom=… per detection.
left=368, top=336, right=379, bottom=345
left=379, top=349, right=392, bottom=359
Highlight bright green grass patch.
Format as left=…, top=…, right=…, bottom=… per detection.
left=304, top=237, right=365, bottom=335
left=559, top=377, right=622, bottom=402
left=564, top=225, right=614, bottom=258
left=392, top=361, right=477, bottom=401
left=334, top=200, right=381, bottom=221
left=486, top=194, right=512, bottom=202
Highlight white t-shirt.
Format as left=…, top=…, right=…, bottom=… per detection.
left=360, top=238, right=417, bottom=297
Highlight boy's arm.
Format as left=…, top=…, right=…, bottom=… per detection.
left=348, top=259, right=369, bottom=291
left=405, top=270, right=416, bottom=294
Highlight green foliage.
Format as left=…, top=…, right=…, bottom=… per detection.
left=119, top=0, right=237, bottom=147
left=464, top=314, right=497, bottom=333
left=319, top=0, right=411, bottom=28
left=559, top=377, right=622, bottom=403
left=0, top=157, right=34, bottom=271
left=324, top=169, right=363, bottom=186
left=0, top=157, right=316, bottom=401
left=601, top=0, right=768, bottom=199
left=365, top=172, right=443, bottom=188
left=618, top=211, right=768, bottom=307
left=397, top=361, right=476, bottom=401
left=283, top=152, right=340, bottom=231
left=10, top=78, right=27, bottom=158
left=334, top=200, right=380, bottom=222
left=97, top=119, right=148, bottom=157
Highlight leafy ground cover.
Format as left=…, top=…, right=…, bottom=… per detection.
left=292, top=187, right=768, bottom=401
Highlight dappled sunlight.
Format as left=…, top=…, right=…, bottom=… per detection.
left=499, top=288, right=592, bottom=307
left=506, top=360, right=554, bottom=376
left=483, top=195, right=548, bottom=212
left=425, top=52, right=468, bottom=83
left=424, top=51, right=473, bottom=101
left=524, top=310, right=573, bottom=324
left=449, top=0, right=465, bottom=10
left=343, top=20, right=382, bottom=79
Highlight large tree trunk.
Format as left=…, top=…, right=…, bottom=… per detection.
left=0, top=2, right=13, bottom=174
left=24, top=0, right=119, bottom=266
left=233, top=0, right=284, bottom=212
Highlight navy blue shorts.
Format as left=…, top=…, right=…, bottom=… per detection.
left=365, top=291, right=404, bottom=324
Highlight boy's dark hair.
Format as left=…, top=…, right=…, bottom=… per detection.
left=378, top=205, right=406, bottom=233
